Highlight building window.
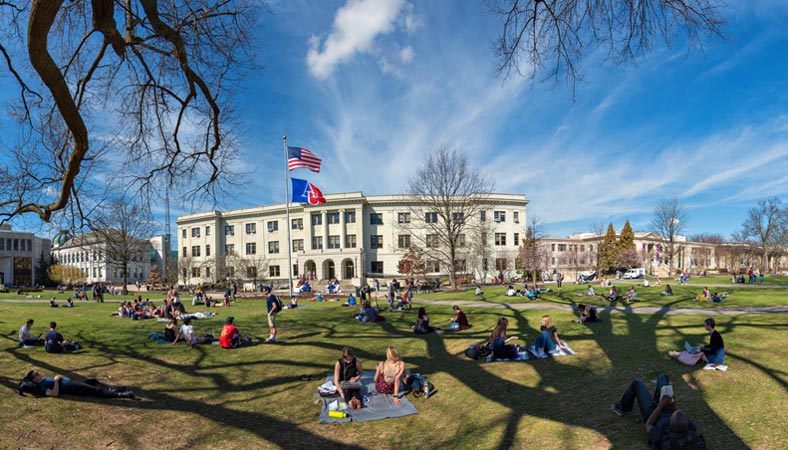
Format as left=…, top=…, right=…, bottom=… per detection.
left=268, top=241, right=280, bottom=254
left=267, top=221, right=278, bottom=232
left=293, top=264, right=299, bottom=276
left=327, top=212, right=340, bottom=224
left=425, top=212, right=438, bottom=223
left=551, top=257, right=556, bottom=264
left=371, top=261, right=384, bottom=273
left=495, top=258, right=508, bottom=270
left=292, top=218, right=303, bottom=230
left=495, top=233, right=506, bottom=246
left=345, top=234, right=357, bottom=248
left=182, top=229, right=187, bottom=238
left=225, top=225, right=235, bottom=236
left=457, top=234, right=466, bottom=247
left=225, top=244, right=235, bottom=254
left=247, top=267, right=257, bottom=278
left=269, top=266, right=281, bottom=277
left=580, top=244, right=585, bottom=252
left=370, top=213, right=383, bottom=225
left=246, top=223, right=256, bottom=234
left=312, top=236, right=323, bottom=250
left=398, top=212, right=411, bottom=223
left=551, top=244, right=556, bottom=251
left=246, top=242, right=256, bottom=255
left=192, top=267, right=200, bottom=277
left=292, top=239, right=304, bottom=252
left=191, top=246, right=201, bottom=257
left=311, top=213, right=322, bottom=226
left=328, top=235, right=340, bottom=249
left=452, top=212, right=465, bottom=223
left=191, top=227, right=200, bottom=237
left=398, top=235, right=411, bottom=248
left=206, top=226, right=211, bottom=236
left=205, top=267, right=211, bottom=278
left=557, top=244, right=566, bottom=252
left=426, top=260, right=440, bottom=272
left=370, top=235, right=383, bottom=249
left=206, top=245, right=211, bottom=257
left=514, top=233, right=519, bottom=246
left=425, top=234, right=439, bottom=248
left=483, top=258, right=488, bottom=271
left=453, top=259, right=467, bottom=272
left=480, top=211, right=486, bottom=222
left=513, top=211, right=520, bottom=223
left=227, top=266, right=235, bottom=277
left=494, top=211, right=506, bottom=222
left=344, top=211, right=356, bottom=223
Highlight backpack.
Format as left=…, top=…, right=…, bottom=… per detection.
left=464, top=343, right=492, bottom=360
left=657, top=430, right=706, bottom=450
left=405, top=373, right=433, bottom=397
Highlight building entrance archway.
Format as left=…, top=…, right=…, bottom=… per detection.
left=342, top=259, right=354, bottom=280
left=323, top=260, right=336, bottom=280
left=304, top=260, right=317, bottom=280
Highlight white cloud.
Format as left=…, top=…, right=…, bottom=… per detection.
left=399, top=45, right=414, bottom=63
left=307, top=0, right=407, bottom=79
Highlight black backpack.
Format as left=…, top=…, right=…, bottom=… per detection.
left=464, top=343, right=492, bottom=360
left=657, top=430, right=706, bottom=450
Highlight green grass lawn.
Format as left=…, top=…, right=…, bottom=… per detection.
left=1, top=292, right=786, bottom=449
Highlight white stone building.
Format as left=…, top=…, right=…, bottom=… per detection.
left=0, top=225, right=51, bottom=287
left=51, top=230, right=154, bottom=285
left=176, top=192, right=528, bottom=288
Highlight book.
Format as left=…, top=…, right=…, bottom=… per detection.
left=684, top=340, right=701, bottom=354
left=703, top=363, right=728, bottom=371
left=660, top=385, right=673, bottom=400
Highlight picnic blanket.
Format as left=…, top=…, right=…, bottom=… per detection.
left=485, top=345, right=576, bottom=362
left=318, top=371, right=418, bottom=424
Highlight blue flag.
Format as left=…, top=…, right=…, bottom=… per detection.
left=291, top=178, right=326, bottom=205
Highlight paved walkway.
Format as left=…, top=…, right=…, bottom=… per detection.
left=413, top=299, right=788, bottom=316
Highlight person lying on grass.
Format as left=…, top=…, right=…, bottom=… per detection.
left=19, top=370, right=134, bottom=399
left=611, top=373, right=704, bottom=449
left=170, top=317, right=213, bottom=349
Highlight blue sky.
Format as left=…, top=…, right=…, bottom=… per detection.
left=6, top=0, right=788, bottom=239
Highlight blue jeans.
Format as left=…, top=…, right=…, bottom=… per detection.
left=705, top=348, right=725, bottom=364
left=534, top=330, right=557, bottom=353
left=616, top=373, right=671, bottom=422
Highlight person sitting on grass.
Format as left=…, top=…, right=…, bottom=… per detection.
left=374, top=346, right=405, bottom=406
left=603, top=285, right=619, bottom=302
left=450, top=305, right=470, bottom=330
left=669, top=317, right=725, bottom=367
left=412, top=307, right=440, bottom=334
left=219, top=316, right=251, bottom=348
left=19, top=370, right=134, bottom=399
left=49, top=297, right=58, bottom=308
left=342, top=293, right=357, bottom=307
left=532, top=314, right=567, bottom=356
left=661, top=284, right=673, bottom=296
left=489, top=317, right=520, bottom=359
left=587, top=285, right=596, bottom=296
left=170, top=317, right=213, bottom=349
left=287, top=295, right=299, bottom=309
left=62, top=298, right=74, bottom=308
left=574, top=304, right=601, bottom=324
left=626, top=286, right=638, bottom=303
left=611, top=373, right=703, bottom=449
left=334, top=347, right=364, bottom=410
left=44, top=322, right=80, bottom=353
left=711, top=292, right=726, bottom=303
left=163, top=318, right=178, bottom=343
left=358, top=300, right=379, bottom=323
left=18, top=319, right=43, bottom=347
left=475, top=285, right=483, bottom=295
left=506, top=285, right=516, bottom=296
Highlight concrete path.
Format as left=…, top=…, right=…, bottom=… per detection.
left=413, top=299, right=788, bottom=316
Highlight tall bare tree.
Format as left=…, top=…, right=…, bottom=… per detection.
left=0, top=1, right=260, bottom=224
left=405, top=147, right=494, bottom=290
left=488, top=0, right=726, bottom=93
left=651, top=197, right=688, bottom=275
left=90, top=198, right=156, bottom=289
left=735, top=197, right=787, bottom=271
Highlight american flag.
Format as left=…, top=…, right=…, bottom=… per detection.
left=287, top=146, right=322, bottom=172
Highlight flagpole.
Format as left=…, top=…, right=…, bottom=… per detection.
left=284, top=136, right=294, bottom=300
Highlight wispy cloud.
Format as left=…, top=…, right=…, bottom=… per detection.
left=307, top=0, right=408, bottom=79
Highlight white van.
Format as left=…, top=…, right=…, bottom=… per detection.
left=623, top=268, right=645, bottom=279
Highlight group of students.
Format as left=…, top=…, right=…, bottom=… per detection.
left=332, top=346, right=408, bottom=409
left=488, top=315, right=568, bottom=359
left=18, top=319, right=80, bottom=353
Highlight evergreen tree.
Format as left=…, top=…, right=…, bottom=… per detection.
left=597, top=223, right=619, bottom=273
left=618, top=220, right=636, bottom=253
left=34, top=251, right=54, bottom=287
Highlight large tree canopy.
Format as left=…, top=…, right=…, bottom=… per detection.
left=0, top=0, right=260, bottom=224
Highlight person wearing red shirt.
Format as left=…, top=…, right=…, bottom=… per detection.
left=219, top=316, right=249, bottom=348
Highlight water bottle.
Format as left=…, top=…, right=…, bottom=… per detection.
left=423, top=379, right=430, bottom=399
left=328, top=410, right=347, bottom=418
